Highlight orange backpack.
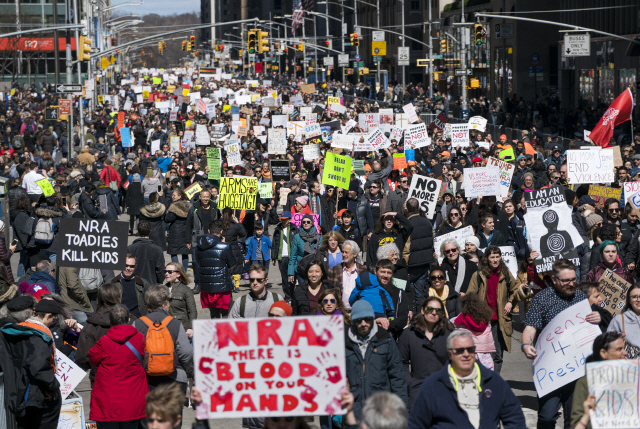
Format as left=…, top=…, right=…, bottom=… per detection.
left=140, top=316, right=176, bottom=376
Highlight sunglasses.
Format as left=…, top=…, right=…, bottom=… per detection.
left=399, top=180, right=408, bottom=184
left=449, top=346, right=476, bottom=355
left=354, top=317, right=374, bottom=324
left=164, top=270, right=177, bottom=274
left=450, top=213, right=460, bottom=217
left=323, top=298, right=336, bottom=304
left=125, top=264, right=136, bottom=268
left=269, top=417, right=296, bottom=423
left=426, top=306, right=445, bottom=316
left=444, top=248, right=457, bottom=254
left=431, top=274, right=446, bottom=280
left=302, top=220, right=312, bottom=224
left=609, top=208, right=620, bottom=213
left=249, top=278, right=267, bottom=283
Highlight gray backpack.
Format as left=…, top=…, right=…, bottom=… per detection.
left=79, top=268, right=102, bottom=291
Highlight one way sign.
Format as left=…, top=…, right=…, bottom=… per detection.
left=564, top=34, right=590, bottom=57
left=56, top=84, right=83, bottom=93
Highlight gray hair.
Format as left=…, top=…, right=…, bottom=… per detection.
left=145, top=284, right=171, bottom=312
left=446, top=329, right=474, bottom=350
left=377, top=243, right=400, bottom=261
left=362, top=392, right=408, bottom=429
left=439, top=238, right=460, bottom=256
left=109, top=304, right=130, bottom=327
left=343, top=240, right=360, bottom=255
left=36, top=260, right=53, bottom=274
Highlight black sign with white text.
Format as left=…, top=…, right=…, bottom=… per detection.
left=57, top=218, right=128, bottom=270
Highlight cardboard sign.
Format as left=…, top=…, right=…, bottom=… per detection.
left=219, top=177, right=258, bottom=210
left=226, top=143, right=242, bottom=167
left=451, top=124, right=470, bottom=147
left=486, top=157, right=515, bottom=199
left=428, top=112, right=449, bottom=130
left=468, top=116, right=487, bottom=132
left=304, top=123, right=321, bottom=138
left=36, top=178, right=55, bottom=197
left=434, top=226, right=475, bottom=259
left=588, top=185, right=622, bottom=205
left=624, top=182, right=640, bottom=206
left=55, top=348, right=86, bottom=400
left=258, top=182, right=274, bottom=199
left=300, top=83, right=316, bottom=94
left=533, top=300, right=600, bottom=397
left=279, top=187, right=292, bottom=206
left=463, top=167, right=501, bottom=198
left=207, top=148, right=221, bottom=180
left=407, top=175, right=441, bottom=218
left=193, top=316, right=347, bottom=420
left=402, top=103, right=418, bottom=123
left=406, top=123, right=430, bottom=149
left=303, top=144, right=320, bottom=160
left=587, top=360, right=640, bottom=429
left=332, top=134, right=354, bottom=150
left=270, top=160, right=292, bottom=182
left=567, top=150, right=615, bottom=184
left=598, top=269, right=631, bottom=316
left=611, top=146, right=623, bottom=167
left=365, top=128, right=390, bottom=150
left=392, top=153, right=407, bottom=170
left=185, top=183, right=203, bottom=200
left=291, top=213, right=321, bottom=230
left=268, top=129, right=287, bottom=154
left=237, top=126, right=248, bottom=137
left=57, top=219, right=128, bottom=270
left=322, top=152, right=352, bottom=189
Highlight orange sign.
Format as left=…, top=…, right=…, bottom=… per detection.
left=59, top=99, right=71, bottom=116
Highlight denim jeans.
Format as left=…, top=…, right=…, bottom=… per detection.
left=409, top=267, right=430, bottom=311
left=17, top=250, right=29, bottom=278
left=537, top=380, right=576, bottom=429
left=171, top=254, right=189, bottom=272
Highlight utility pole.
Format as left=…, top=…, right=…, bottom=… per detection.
left=73, top=0, right=84, bottom=149
left=325, top=2, right=329, bottom=83
left=376, top=0, right=380, bottom=90
left=460, top=0, right=467, bottom=117
left=401, top=0, right=405, bottom=95
left=428, top=0, right=433, bottom=97
left=341, top=0, right=345, bottom=84
left=302, top=17, right=306, bottom=81
left=53, top=0, right=60, bottom=85
left=354, top=0, right=358, bottom=83
left=502, top=0, right=506, bottom=104
left=314, top=17, right=318, bottom=83
left=65, top=0, right=73, bottom=158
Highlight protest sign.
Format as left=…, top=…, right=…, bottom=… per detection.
left=57, top=218, right=128, bottom=270
left=170, top=136, right=181, bottom=152
left=279, top=187, right=292, bottom=206
left=451, top=124, right=470, bottom=147
left=330, top=103, right=346, bottom=114
left=207, top=148, right=221, bottom=180
left=291, top=213, right=321, bottom=230
left=624, top=181, right=640, bottom=206
left=258, top=182, right=273, bottom=199
left=185, top=183, right=203, bottom=200
left=365, top=128, right=390, bottom=150
left=219, top=177, right=258, bottom=211
left=306, top=136, right=322, bottom=146
left=402, top=103, right=419, bottom=123
left=428, top=112, right=449, bottom=130
left=226, top=143, right=242, bottom=167
left=268, top=129, right=287, bottom=154
left=322, top=153, right=352, bottom=189
left=524, top=186, right=583, bottom=272
left=612, top=146, right=623, bottom=167
left=463, top=167, right=501, bottom=199
left=533, top=300, right=600, bottom=397
left=55, top=348, right=86, bottom=399
left=304, top=123, right=321, bottom=138
left=598, top=269, right=631, bottom=316
left=434, top=226, right=475, bottom=259
left=567, top=150, right=615, bottom=184
left=300, top=83, right=316, bottom=94
left=392, top=154, right=407, bottom=170
left=303, top=144, right=320, bottom=160
left=486, top=157, right=515, bottom=199
left=237, top=126, right=248, bottom=137
left=327, top=96, right=341, bottom=106
left=468, top=116, right=487, bottom=132
left=390, top=126, right=404, bottom=143
left=305, top=117, right=317, bottom=127
left=282, top=105, right=294, bottom=114
left=342, top=119, right=357, bottom=134
left=588, top=185, right=622, bottom=205
left=196, top=124, right=210, bottom=146
left=332, top=134, right=354, bottom=150
left=270, top=160, right=291, bottom=182
left=407, top=175, right=441, bottom=218
left=120, top=127, right=132, bottom=147
left=353, top=160, right=366, bottom=177
left=193, top=316, right=347, bottom=419
left=358, top=113, right=378, bottom=132
left=406, top=123, right=430, bottom=149
left=36, top=178, right=55, bottom=197
left=587, top=360, right=640, bottom=429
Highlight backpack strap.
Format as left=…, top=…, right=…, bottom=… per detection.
left=158, top=316, right=173, bottom=328
left=140, top=316, right=153, bottom=328
left=239, top=294, right=247, bottom=318
left=125, top=340, right=143, bottom=364
left=271, top=292, right=280, bottom=302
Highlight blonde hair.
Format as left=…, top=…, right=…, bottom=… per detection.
left=146, top=383, right=184, bottom=425
left=166, top=262, right=190, bottom=285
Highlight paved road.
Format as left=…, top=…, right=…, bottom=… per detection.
left=11, top=214, right=561, bottom=428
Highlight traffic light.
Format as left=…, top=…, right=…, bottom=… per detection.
left=78, top=36, right=91, bottom=62
left=351, top=33, right=359, bottom=47
left=158, top=41, right=163, bottom=54
left=190, top=35, right=195, bottom=47
left=325, top=39, right=332, bottom=50
left=257, top=30, right=269, bottom=54
left=440, top=39, right=447, bottom=53
left=474, top=24, right=485, bottom=46
left=297, top=42, right=303, bottom=51
left=248, top=29, right=257, bottom=54
left=182, top=41, right=186, bottom=51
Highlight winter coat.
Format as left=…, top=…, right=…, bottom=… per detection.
left=167, top=281, right=198, bottom=330
left=165, top=200, right=192, bottom=255
left=139, top=202, right=167, bottom=252
left=407, top=360, right=526, bottom=429
left=58, top=266, right=92, bottom=313
left=28, top=270, right=56, bottom=294
left=586, top=261, right=634, bottom=284
left=0, top=236, right=15, bottom=283
left=292, top=281, right=326, bottom=316
left=196, top=234, right=236, bottom=294
left=367, top=213, right=414, bottom=266
left=79, top=191, right=106, bottom=220
left=345, top=325, right=408, bottom=420
left=222, top=222, right=247, bottom=275
left=382, top=281, right=412, bottom=340
left=39, top=129, right=56, bottom=153
left=271, top=222, right=300, bottom=261
left=141, top=177, right=162, bottom=201
left=88, top=324, right=148, bottom=422
left=77, top=147, right=95, bottom=165
left=475, top=230, right=507, bottom=248
left=439, top=256, right=477, bottom=295
left=126, top=181, right=144, bottom=216
left=127, top=238, right=165, bottom=285
left=110, top=274, right=152, bottom=317
left=287, top=225, right=321, bottom=276
left=186, top=201, right=218, bottom=246
left=8, top=185, right=27, bottom=221
left=428, top=283, right=461, bottom=319
left=99, top=165, right=121, bottom=189
left=245, top=235, right=272, bottom=262
left=466, top=270, right=519, bottom=352
left=453, top=313, right=496, bottom=353
left=398, top=324, right=454, bottom=408
left=385, top=188, right=409, bottom=213
left=608, top=309, right=640, bottom=349
left=349, top=271, right=395, bottom=319
left=95, top=186, right=121, bottom=221
left=13, top=209, right=33, bottom=252
left=33, top=206, right=63, bottom=255
left=405, top=213, right=434, bottom=268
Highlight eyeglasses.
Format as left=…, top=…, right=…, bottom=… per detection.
left=558, top=277, right=578, bottom=284
left=449, top=346, right=476, bottom=355
left=164, top=270, right=177, bottom=274
left=269, top=417, right=296, bottom=423
left=249, top=278, right=267, bottom=283
left=354, top=317, right=374, bottom=324
left=426, top=306, right=445, bottom=316
left=370, top=185, right=379, bottom=189
left=399, top=180, right=408, bottom=184
left=631, top=295, right=640, bottom=301
left=323, top=298, right=336, bottom=304
left=450, top=213, right=460, bottom=217
left=125, top=264, right=136, bottom=268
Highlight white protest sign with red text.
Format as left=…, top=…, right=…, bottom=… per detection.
left=194, top=316, right=347, bottom=419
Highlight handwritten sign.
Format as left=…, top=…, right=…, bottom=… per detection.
left=268, top=129, right=287, bottom=154
left=258, top=182, right=273, bottom=199
left=358, top=113, right=378, bottom=132
left=365, top=128, right=390, bottom=150
left=463, top=167, right=501, bottom=198
left=486, top=157, right=515, bottom=199
left=279, top=187, right=292, bottom=206
left=451, top=124, right=470, bottom=147
left=322, top=152, right=352, bottom=189
left=193, top=316, right=347, bottom=419
left=406, top=123, right=430, bottom=149
left=332, top=134, right=354, bottom=150
left=598, top=269, right=631, bottom=316
left=533, top=299, right=600, bottom=397
left=392, top=154, right=407, bottom=170
left=55, top=348, right=86, bottom=399
left=304, top=124, right=321, bottom=138
left=238, top=126, right=248, bottom=137
left=402, top=103, right=418, bottom=123
left=36, top=178, right=55, bottom=197
left=303, top=144, right=320, bottom=161
left=567, top=150, right=615, bottom=184
left=587, top=360, right=640, bottom=429
left=407, top=175, right=441, bottom=218
left=226, top=143, right=242, bottom=167
left=434, top=226, right=475, bottom=259
left=219, top=177, right=258, bottom=210
left=185, top=183, right=203, bottom=200
left=468, top=116, right=487, bottom=132
left=624, top=182, right=640, bottom=205
left=270, top=160, right=291, bottom=182
left=207, top=148, right=221, bottom=180
left=300, top=83, right=316, bottom=94
left=57, top=219, right=128, bottom=270
left=588, top=185, right=622, bottom=205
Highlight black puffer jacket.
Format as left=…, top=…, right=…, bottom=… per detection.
left=95, top=186, right=121, bottom=221
left=165, top=200, right=192, bottom=255
left=139, top=202, right=167, bottom=252
left=8, top=185, right=27, bottom=221
left=195, top=234, right=236, bottom=293
left=79, top=191, right=105, bottom=219
left=405, top=213, right=434, bottom=268
left=222, top=222, right=247, bottom=275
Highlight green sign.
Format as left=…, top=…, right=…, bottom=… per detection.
left=373, top=56, right=382, bottom=63
left=322, top=152, right=352, bottom=189
left=206, top=147, right=221, bottom=180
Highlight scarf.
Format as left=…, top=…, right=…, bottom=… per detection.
left=429, top=285, right=450, bottom=317
left=298, top=228, right=318, bottom=255
left=448, top=255, right=466, bottom=293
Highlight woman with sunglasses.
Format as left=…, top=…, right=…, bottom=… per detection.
left=292, top=262, right=328, bottom=316
left=363, top=179, right=387, bottom=225
left=164, top=262, right=197, bottom=338
left=439, top=239, right=477, bottom=297
left=288, top=214, right=321, bottom=287
left=467, top=245, right=520, bottom=373
left=367, top=211, right=413, bottom=266
left=398, top=296, right=454, bottom=408
left=436, top=206, right=468, bottom=237
left=427, top=268, right=461, bottom=319
left=316, top=288, right=351, bottom=323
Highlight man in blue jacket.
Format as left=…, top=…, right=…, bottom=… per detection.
left=408, top=330, right=526, bottom=429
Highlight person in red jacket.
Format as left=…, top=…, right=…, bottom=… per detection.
left=98, top=159, right=122, bottom=190
left=89, top=304, right=148, bottom=429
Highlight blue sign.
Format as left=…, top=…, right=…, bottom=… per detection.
left=461, top=109, right=469, bottom=120
left=374, top=48, right=379, bottom=54
left=120, top=127, right=132, bottom=147
left=531, top=53, right=539, bottom=65
left=354, top=54, right=361, bottom=61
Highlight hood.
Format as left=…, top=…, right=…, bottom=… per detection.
left=43, top=129, right=52, bottom=136
left=106, top=324, right=139, bottom=344
left=147, top=177, right=159, bottom=184
left=86, top=306, right=112, bottom=328
left=35, top=207, right=61, bottom=218
left=140, top=202, right=166, bottom=218
left=30, top=271, right=55, bottom=283
left=81, top=147, right=89, bottom=153
left=354, top=271, right=381, bottom=291
left=197, top=234, right=222, bottom=251
left=95, top=186, right=113, bottom=195
left=168, top=200, right=192, bottom=218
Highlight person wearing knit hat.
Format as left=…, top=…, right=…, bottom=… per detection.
left=6, top=295, right=35, bottom=313
left=293, top=195, right=312, bottom=214
left=584, top=212, right=603, bottom=235
left=268, top=301, right=292, bottom=317
left=464, top=236, right=483, bottom=263
left=472, top=157, right=484, bottom=165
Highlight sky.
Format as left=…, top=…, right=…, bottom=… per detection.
left=112, top=0, right=199, bottom=16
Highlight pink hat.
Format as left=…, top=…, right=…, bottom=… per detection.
left=296, top=195, right=309, bottom=207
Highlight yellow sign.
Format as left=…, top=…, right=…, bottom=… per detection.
left=100, top=56, right=110, bottom=70
left=36, top=178, right=55, bottom=197
left=142, top=90, right=149, bottom=99
left=328, top=96, right=341, bottom=105
left=184, top=183, right=203, bottom=200
left=109, top=55, right=116, bottom=64
left=371, top=41, right=387, bottom=56
left=219, top=177, right=258, bottom=211
left=183, top=88, right=190, bottom=96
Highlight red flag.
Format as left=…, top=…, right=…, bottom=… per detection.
left=589, top=88, right=634, bottom=148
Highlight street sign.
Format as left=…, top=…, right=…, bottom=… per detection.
left=56, top=84, right=82, bottom=93
left=564, top=33, right=590, bottom=57
left=528, top=66, right=543, bottom=76
left=398, top=46, right=409, bottom=66
left=455, top=69, right=472, bottom=76
left=45, top=107, right=59, bottom=121
left=531, top=53, right=539, bottom=65
left=373, top=55, right=382, bottom=63
left=372, top=41, right=386, bottom=56
left=59, top=99, right=71, bottom=116
left=338, top=54, right=349, bottom=66
left=354, top=54, right=361, bottom=61
left=495, top=23, right=513, bottom=39
left=372, top=31, right=385, bottom=42
left=323, top=56, right=334, bottom=66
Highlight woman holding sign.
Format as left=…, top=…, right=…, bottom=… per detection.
left=585, top=241, right=633, bottom=284
left=607, top=283, right=640, bottom=355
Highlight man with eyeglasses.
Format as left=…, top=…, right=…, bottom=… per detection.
left=408, top=330, right=525, bottom=429
left=522, top=259, right=601, bottom=429
left=253, top=164, right=271, bottom=184
left=345, top=300, right=407, bottom=421
left=108, top=254, right=151, bottom=317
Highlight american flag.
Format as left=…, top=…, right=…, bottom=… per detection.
left=292, top=0, right=314, bottom=35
